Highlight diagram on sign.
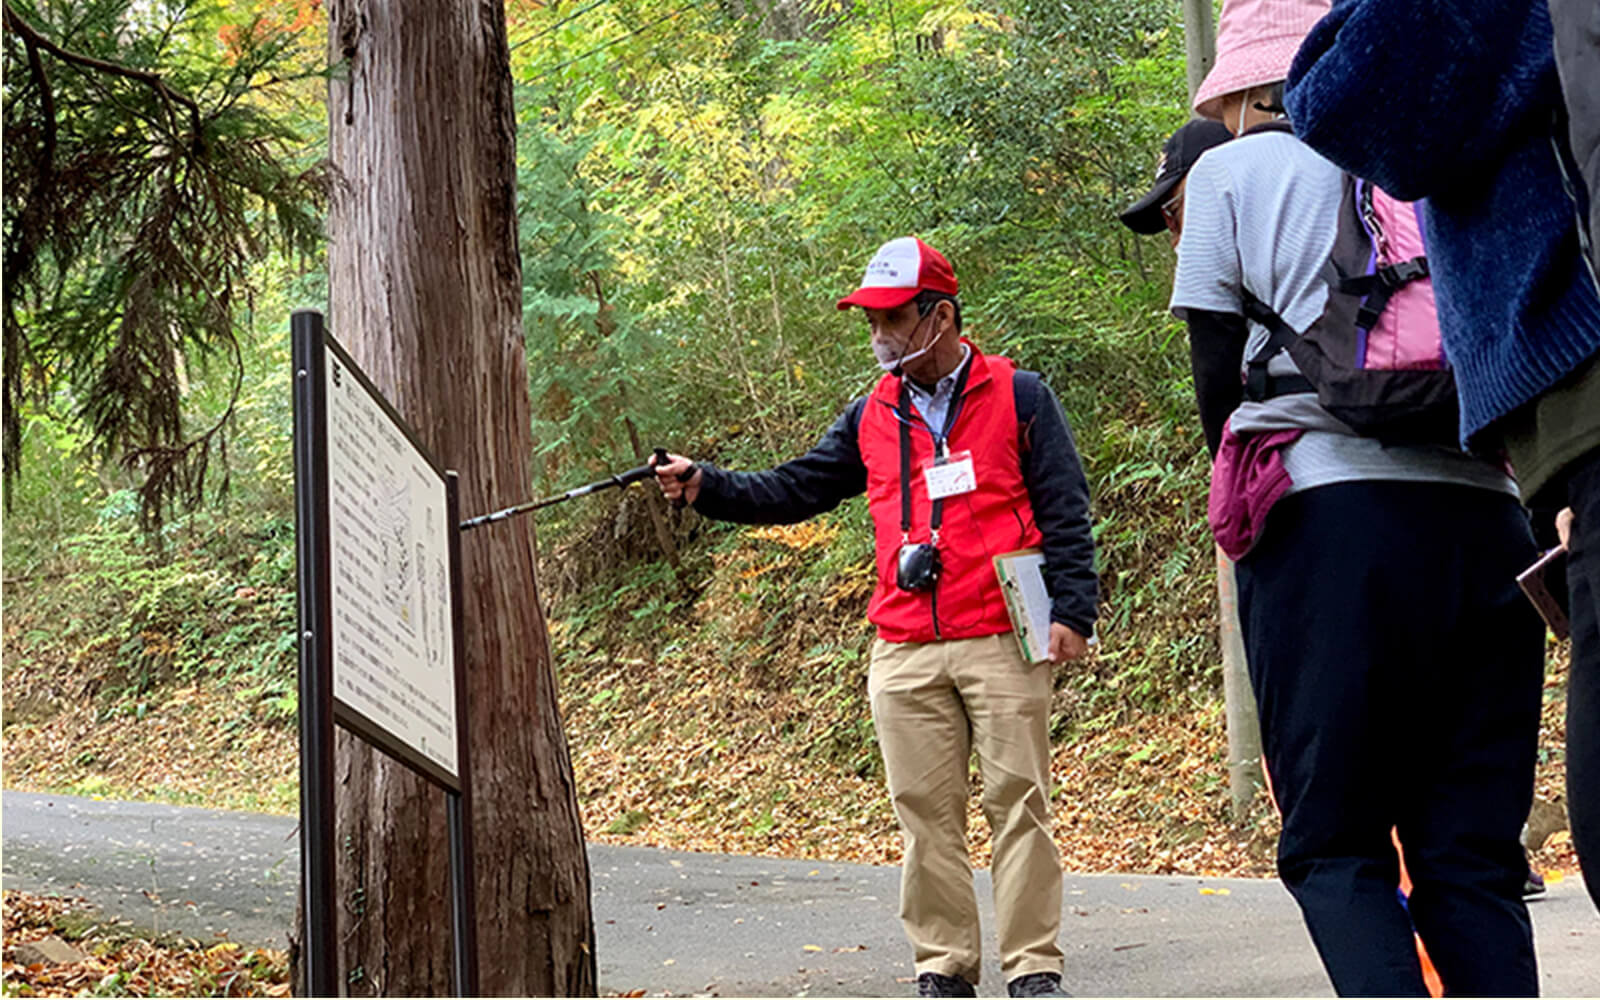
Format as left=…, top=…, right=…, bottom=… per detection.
left=376, top=474, right=415, bottom=630
left=422, top=505, right=449, bottom=670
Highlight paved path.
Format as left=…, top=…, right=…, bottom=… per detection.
left=4, top=792, right=1597, bottom=996
left=2, top=792, right=298, bottom=946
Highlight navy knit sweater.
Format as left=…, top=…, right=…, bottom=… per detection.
left=1284, top=0, right=1600, bottom=447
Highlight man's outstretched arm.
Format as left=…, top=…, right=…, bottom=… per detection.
left=654, top=399, right=869, bottom=524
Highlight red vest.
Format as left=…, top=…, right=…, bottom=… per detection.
left=859, top=344, right=1043, bottom=643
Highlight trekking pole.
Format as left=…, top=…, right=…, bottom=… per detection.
left=458, top=448, right=675, bottom=531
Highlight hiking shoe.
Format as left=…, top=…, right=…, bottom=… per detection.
left=1524, top=868, right=1547, bottom=897
left=916, top=972, right=977, bottom=997
left=1008, top=971, right=1071, bottom=997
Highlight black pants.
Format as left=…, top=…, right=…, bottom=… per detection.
left=1236, top=481, right=1544, bottom=997
left=1566, top=447, right=1600, bottom=911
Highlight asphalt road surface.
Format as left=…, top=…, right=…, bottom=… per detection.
left=4, top=792, right=1597, bottom=996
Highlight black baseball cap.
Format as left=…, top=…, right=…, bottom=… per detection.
left=1118, top=119, right=1234, bottom=234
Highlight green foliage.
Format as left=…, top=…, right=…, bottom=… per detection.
left=6, top=0, right=1228, bottom=817
left=3, top=0, right=326, bottom=528
left=2, top=0, right=319, bottom=723
left=512, top=0, right=1193, bottom=455
left=10, top=488, right=298, bottom=705
left=1, top=398, right=103, bottom=570
left=606, top=809, right=651, bottom=835
left=518, top=114, right=666, bottom=485
left=517, top=0, right=1216, bottom=721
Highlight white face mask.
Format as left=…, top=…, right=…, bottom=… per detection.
left=873, top=310, right=940, bottom=374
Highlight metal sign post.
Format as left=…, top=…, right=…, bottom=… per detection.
left=292, top=309, right=479, bottom=996
left=292, top=310, right=338, bottom=998
left=444, top=471, right=478, bottom=997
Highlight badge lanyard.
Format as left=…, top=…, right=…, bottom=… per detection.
left=896, top=360, right=973, bottom=544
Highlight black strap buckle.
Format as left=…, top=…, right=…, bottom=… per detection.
left=1377, top=256, right=1429, bottom=288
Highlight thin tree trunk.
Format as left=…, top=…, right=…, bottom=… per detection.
left=1217, top=546, right=1264, bottom=824
left=312, top=0, right=595, bottom=993
left=1182, top=0, right=1217, bottom=107
left=586, top=271, right=680, bottom=574
left=623, top=412, right=682, bottom=573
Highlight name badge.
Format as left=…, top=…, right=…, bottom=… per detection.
left=924, top=450, right=977, bottom=500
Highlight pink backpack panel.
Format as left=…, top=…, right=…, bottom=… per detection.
left=1356, top=183, right=1447, bottom=372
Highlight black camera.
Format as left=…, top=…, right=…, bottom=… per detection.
left=896, top=542, right=941, bottom=592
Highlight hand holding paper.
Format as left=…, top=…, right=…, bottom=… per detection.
left=994, top=548, right=1092, bottom=664
left=1048, top=622, right=1089, bottom=663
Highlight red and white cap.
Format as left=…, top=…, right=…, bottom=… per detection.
left=836, top=236, right=959, bottom=311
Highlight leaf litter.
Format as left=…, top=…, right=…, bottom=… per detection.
left=562, top=651, right=1579, bottom=879
left=1, top=890, right=289, bottom=997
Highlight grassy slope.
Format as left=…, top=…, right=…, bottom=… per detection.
left=547, top=507, right=1580, bottom=879
left=4, top=494, right=1579, bottom=883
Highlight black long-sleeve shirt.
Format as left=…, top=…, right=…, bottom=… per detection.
left=1185, top=308, right=1250, bottom=458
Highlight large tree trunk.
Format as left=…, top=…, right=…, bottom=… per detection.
left=316, top=0, right=595, bottom=993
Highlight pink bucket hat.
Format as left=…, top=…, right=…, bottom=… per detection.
left=1193, top=0, right=1330, bottom=122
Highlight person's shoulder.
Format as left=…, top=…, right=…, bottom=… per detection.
left=1215, top=129, right=1331, bottom=170
left=1180, top=140, right=1257, bottom=201
left=1202, top=130, right=1344, bottom=199
left=1185, top=141, right=1237, bottom=184
left=968, top=351, right=1038, bottom=397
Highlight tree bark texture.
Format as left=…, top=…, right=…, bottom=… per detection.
left=321, top=0, right=595, bottom=993
left=1181, top=0, right=1217, bottom=108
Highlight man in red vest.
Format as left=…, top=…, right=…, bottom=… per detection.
left=654, top=237, right=1098, bottom=998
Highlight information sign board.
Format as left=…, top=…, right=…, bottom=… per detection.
left=321, top=341, right=459, bottom=786
left=293, top=310, right=477, bottom=996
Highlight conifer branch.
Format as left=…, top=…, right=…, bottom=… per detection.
left=16, top=16, right=56, bottom=184
left=3, top=2, right=202, bottom=133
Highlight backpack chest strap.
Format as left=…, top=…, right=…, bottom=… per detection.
left=1340, top=255, right=1430, bottom=331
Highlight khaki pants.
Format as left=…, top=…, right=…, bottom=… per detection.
left=869, top=633, right=1063, bottom=985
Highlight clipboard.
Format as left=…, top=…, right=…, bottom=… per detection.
left=993, top=548, right=1053, bottom=664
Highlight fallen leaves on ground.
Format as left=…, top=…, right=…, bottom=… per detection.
left=2, top=574, right=1579, bottom=883
left=1, top=669, right=298, bottom=816
left=1, top=890, right=290, bottom=998
left=561, top=626, right=1580, bottom=880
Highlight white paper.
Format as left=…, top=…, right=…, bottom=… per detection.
left=994, top=550, right=1052, bottom=663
